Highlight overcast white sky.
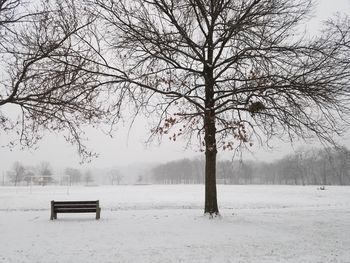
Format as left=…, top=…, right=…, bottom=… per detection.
left=1, top=0, right=350, bottom=174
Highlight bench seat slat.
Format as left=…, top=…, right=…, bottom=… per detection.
left=54, top=204, right=97, bottom=208
left=53, top=201, right=98, bottom=205
left=55, top=208, right=97, bottom=213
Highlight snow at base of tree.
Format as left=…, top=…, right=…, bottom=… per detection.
left=0, top=185, right=349, bottom=262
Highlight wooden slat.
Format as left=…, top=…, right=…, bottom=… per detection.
left=54, top=208, right=97, bottom=213
left=53, top=201, right=98, bottom=205
left=54, top=204, right=97, bottom=208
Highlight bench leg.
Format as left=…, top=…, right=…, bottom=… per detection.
left=50, top=212, right=57, bottom=220
left=50, top=200, right=54, bottom=220
left=96, top=200, right=100, bottom=220
left=96, top=208, right=101, bottom=220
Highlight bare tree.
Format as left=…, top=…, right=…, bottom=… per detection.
left=152, top=158, right=203, bottom=184
left=67, top=0, right=348, bottom=215
left=325, top=146, right=350, bottom=185
left=39, top=0, right=348, bottom=215
left=109, top=169, right=123, bottom=185
left=84, top=170, right=94, bottom=185
left=65, top=167, right=82, bottom=185
left=37, top=161, right=53, bottom=185
left=23, top=166, right=34, bottom=186
left=7, top=161, right=25, bottom=186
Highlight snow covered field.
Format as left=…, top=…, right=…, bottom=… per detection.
left=0, top=185, right=349, bottom=263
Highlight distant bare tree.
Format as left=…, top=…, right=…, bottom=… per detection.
left=84, top=170, right=94, bottom=185
left=37, top=161, right=53, bottom=185
left=23, top=166, right=35, bottom=186
left=65, top=167, right=82, bottom=185
left=326, top=146, right=350, bottom=185
left=109, top=169, right=123, bottom=185
left=217, top=160, right=233, bottom=184
left=7, top=161, right=25, bottom=186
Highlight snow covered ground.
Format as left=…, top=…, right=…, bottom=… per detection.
left=0, top=185, right=349, bottom=262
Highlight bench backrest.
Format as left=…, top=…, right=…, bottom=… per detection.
left=53, top=200, right=98, bottom=206
left=50, top=200, right=101, bottom=220
left=52, top=200, right=99, bottom=212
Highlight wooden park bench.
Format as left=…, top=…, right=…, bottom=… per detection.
left=50, top=200, right=101, bottom=220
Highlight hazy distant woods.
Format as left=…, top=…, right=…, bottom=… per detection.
left=5, top=162, right=94, bottom=186
left=5, top=146, right=350, bottom=186
left=152, top=147, right=350, bottom=185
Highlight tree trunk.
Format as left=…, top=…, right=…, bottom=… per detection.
left=203, top=21, right=219, bottom=215
left=204, top=109, right=219, bottom=215
left=203, top=64, right=219, bottom=215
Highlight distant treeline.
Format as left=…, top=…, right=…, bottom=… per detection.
left=5, top=161, right=95, bottom=186
left=151, top=147, right=350, bottom=185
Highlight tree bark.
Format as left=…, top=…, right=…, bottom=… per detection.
left=204, top=112, right=219, bottom=215
left=204, top=64, right=219, bottom=215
